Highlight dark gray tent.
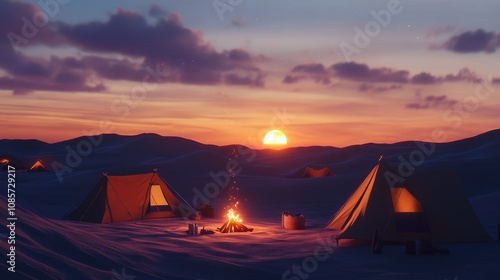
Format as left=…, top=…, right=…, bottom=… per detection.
left=326, top=158, right=492, bottom=243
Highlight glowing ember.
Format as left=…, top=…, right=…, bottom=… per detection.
left=0, top=159, right=9, bottom=164
left=218, top=209, right=253, bottom=233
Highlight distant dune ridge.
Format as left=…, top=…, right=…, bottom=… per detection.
left=1, top=130, right=500, bottom=279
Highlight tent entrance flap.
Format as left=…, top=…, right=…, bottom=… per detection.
left=148, top=184, right=172, bottom=212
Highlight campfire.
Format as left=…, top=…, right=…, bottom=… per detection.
left=218, top=209, right=253, bottom=233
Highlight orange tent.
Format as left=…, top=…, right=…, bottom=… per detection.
left=28, top=160, right=48, bottom=172
left=302, top=167, right=333, bottom=178
left=67, top=171, right=193, bottom=223
left=326, top=157, right=492, bottom=243
left=0, top=154, right=25, bottom=170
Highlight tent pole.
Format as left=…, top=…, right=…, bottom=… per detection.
left=381, top=186, right=404, bottom=238
left=143, top=172, right=158, bottom=220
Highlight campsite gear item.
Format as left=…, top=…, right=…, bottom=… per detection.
left=282, top=212, right=305, bottom=230
left=200, top=226, right=215, bottom=235
left=196, top=204, right=215, bottom=218
left=420, top=239, right=434, bottom=255
left=404, top=240, right=416, bottom=255
left=189, top=213, right=201, bottom=220
left=371, top=230, right=383, bottom=254
left=187, top=223, right=200, bottom=235
left=415, top=239, right=422, bottom=255
left=325, top=157, right=492, bottom=243
left=66, top=171, right=194, bottom=223
left=202, top=206, right=215, bottom=218
left=200, top=228, right=215, bottom=235
left=404, top=240, right=422, bottom=255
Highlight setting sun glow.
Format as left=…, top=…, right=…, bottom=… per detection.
left=263, top=130, right=288, bottom=146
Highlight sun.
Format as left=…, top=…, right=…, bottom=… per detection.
left=263, top=130, right=287, bottom=146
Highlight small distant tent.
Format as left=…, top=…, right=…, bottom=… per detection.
left=325, top=157, right=492, bottom=243
left=290, top=166, right=334, bottom=178
left=302, top=167, right=333, bottom=178
left=0, top=158, right=8, bottom=168
left=0, top=154, right=25, bottom=171
left=66, top=171, right=193, bottom=223
left=28, top=160, right=48, bottom=172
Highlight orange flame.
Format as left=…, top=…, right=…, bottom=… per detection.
left=226, top=209, right=242, bottom=223
left=0, top=159, right=8, bottom=164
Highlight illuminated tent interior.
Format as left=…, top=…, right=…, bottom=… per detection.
left=28, top=160, right=48, bottom=172
left=66, top=171, right=193, bottom=223
left=325, top=157, right=492, bottom=243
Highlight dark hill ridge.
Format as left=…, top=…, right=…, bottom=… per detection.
left=0, top=129, right=499, bottom=165
left=0, top=129, right=499, bottom=197
left=52, top=133, right=212, bottom=155
left=2, top=129, right=500, bottom=159
left=0, top=138, right=63, bottom=157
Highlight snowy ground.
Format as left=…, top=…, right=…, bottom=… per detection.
left=2, top=200, right=499, bottom=280
left=1, top=132, right=500, bottom=279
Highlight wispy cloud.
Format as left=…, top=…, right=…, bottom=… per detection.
left=359, top=83, right=402, bottom=93
left=406, top=94, right=457, bottom=110
left=283, top=63, right=330, bottom=84
left=331, top=62, right=408, bottom=83
left=283, top=62, right=483, bottom=90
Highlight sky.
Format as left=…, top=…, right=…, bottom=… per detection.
left=1, top=0, right=499, bottom=147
